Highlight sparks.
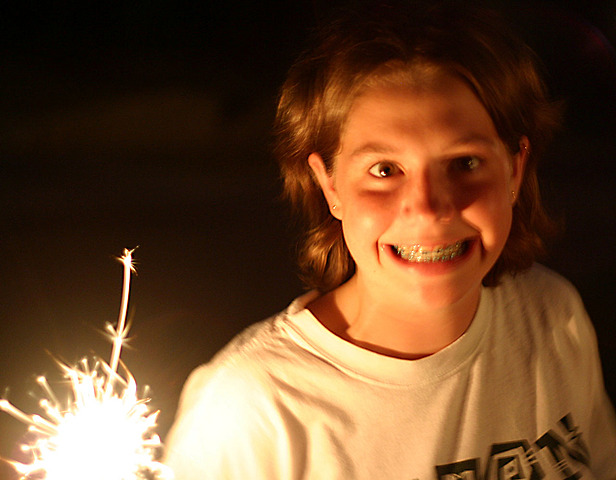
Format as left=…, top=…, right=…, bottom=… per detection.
left=0, top=248, right=173, bottom=480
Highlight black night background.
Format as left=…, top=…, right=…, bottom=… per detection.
left=1, top=1, right=615, bottom=476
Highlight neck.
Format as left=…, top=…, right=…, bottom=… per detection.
left=308, top=275, right=481, bottom=359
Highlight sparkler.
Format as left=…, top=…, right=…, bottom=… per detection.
left=0, top=248, right=173, bottom=480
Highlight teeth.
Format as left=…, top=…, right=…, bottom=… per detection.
left=394, top=241, right=468, bottom=263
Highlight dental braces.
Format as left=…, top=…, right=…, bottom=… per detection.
left=395, top=241, right=467, bottom=262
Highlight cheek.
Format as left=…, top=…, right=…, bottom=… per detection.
left=459, top=182, right=513, bottom=249
left=340, top=194, right=395, bottom=248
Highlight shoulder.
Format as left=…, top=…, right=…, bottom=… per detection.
left=491, top=264, right=598, bottom=368
left=164, top=313, right=297, bottom=478
left=489, top=264, right=597, bottom=358
left=168, top=292, right=322, bottom=427
left=171, top=333, right=283, bottom=436
left=504, top=263, right=580, bottom=299
left=496, top=263, right=586, bottom=320
left=179, top=314, right=289, bottom=405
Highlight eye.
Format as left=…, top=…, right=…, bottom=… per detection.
left=453, top=156, right=481, bottom=172
left=368, top=161, right=400, bottom=178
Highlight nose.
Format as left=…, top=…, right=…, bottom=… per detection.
left=401, top=170, right=454, bottom=223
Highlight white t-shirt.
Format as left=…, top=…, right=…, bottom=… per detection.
left=164, top=265, right=616, bottom=479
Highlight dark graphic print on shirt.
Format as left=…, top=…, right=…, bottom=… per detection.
left=435, top=414, right=590, bottom=479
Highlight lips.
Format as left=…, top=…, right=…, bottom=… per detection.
left=392, top=240, right=469, bottom=263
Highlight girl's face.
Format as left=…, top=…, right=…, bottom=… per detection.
left=309, top=74, right=526, bottom=310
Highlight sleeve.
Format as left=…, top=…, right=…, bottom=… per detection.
left=588, top=386, right=616, bottom=477
left=564, top=285, right=616, bottom=477
left=583, top=319, right=616, bottom=477
left=163, top=362, right=299, bottom=480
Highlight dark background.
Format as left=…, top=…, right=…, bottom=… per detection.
left=1, top=1, right=615, bottom=476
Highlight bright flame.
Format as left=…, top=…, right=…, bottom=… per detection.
left=0, top=248, right=173, bottom=480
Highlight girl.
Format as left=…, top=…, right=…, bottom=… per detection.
left=165, top=2, right=616, bottom=478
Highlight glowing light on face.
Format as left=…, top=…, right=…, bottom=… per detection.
left=0, top=249, right=173, bottom=480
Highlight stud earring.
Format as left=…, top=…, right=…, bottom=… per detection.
left=331, top=205, right=337, bottom=210
left=511, top=191, right=516, bottom=201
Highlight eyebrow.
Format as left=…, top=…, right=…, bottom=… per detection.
left=349, top=142, right=400, bottom=158
left=449, top=134, right=499, bottom=149
left=349, top=134, right=499, bottom=159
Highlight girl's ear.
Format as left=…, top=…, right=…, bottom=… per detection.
left=308, top=153, right=342, bottom=219
left=511, top=136, right=529, bottom=204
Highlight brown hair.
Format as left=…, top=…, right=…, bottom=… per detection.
left=274, top=0, right=560, bottom=291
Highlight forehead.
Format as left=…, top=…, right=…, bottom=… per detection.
left=340, top=71, right=500, bottom=150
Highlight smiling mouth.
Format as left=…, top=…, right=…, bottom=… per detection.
left=392, top=240, right=470, bottom=263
